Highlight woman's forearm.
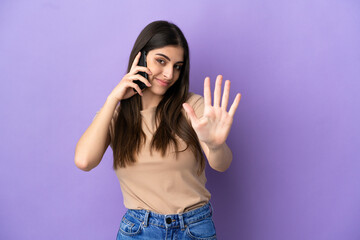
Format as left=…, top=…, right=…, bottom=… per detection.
left=74, top=96, right=118, bottom=171
left=205, top=143, right=233, bottom=172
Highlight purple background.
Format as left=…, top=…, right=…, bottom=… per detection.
left=1, top=0, right=359, bottom=239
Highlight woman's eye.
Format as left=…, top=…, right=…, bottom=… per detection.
left=156, top=59, right=165, bottom=64
left=175, top=65, right=182, bottom=71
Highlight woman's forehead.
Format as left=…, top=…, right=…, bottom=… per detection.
left=150, top=45, right=184, bottom=62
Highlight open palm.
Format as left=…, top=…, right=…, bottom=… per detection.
left=183, top=75, right=241, bottom=149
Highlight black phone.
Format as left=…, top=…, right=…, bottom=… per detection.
left=133, top=50, right=148, bottom=92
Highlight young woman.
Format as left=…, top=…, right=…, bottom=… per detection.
left=75, top=20, right=241, bottom=240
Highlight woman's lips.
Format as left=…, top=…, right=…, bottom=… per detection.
left=156, top=78, right=170, bottom=86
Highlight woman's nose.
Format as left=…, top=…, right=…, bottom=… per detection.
left=162, top=66, right=173, bottom=80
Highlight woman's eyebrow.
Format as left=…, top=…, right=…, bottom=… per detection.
left=155, top=53, right=184, bottom=64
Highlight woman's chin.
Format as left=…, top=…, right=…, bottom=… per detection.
left=143, top=87, right=167, bottom=97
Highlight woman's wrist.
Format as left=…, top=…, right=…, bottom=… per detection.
left=205, top=142, right=224, bottom=151
left=106, top=95, right=120, bottom=105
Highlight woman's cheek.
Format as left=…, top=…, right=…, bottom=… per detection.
left=147, top=61, right=158, bottom=74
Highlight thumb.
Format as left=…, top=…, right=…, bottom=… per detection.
left=182, top=103, right=199, bottom=126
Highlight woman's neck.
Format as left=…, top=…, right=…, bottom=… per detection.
left=141, top=89, right=163, bottom=110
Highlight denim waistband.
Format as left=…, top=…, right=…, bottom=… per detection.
left=125, top=202, right=213, bottom=230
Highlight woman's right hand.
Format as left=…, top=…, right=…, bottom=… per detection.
left=108, top=51, right=152, bottom=102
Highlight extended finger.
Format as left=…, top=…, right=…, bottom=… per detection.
left=128, top=74, right=152, bottom=87
left=130, top=52, right=141, bottom=72
left=228, top=93, right=241, bottom=117
left=182, top=103, right=199, bottom=126
left=204, top=77, right=211, bottom=106
left=129, top=66, right=152, bottom=76
left=221, top=80, right=230, bottom=111
left=214, top=75, right=222, bottom=107
left=128, top=81, right=143, bottom=96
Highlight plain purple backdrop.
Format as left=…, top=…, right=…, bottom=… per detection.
left=1, top=0, right=359, bottom=239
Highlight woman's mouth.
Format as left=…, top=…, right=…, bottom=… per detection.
left=156, top=78, right=170, bottom=86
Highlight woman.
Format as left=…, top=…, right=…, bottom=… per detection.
left=75, top=20, right=241, bottom=239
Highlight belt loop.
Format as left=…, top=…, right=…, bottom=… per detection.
left=143, top=210, right=150, bottom=227
left=209, top=201, right=213, bottom=214
left=178, top=214, right=185, bottom=231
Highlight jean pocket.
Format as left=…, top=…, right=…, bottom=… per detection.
left=185, top=217, right=217, bottom=240
left=118, top=213, right=143, bottom=236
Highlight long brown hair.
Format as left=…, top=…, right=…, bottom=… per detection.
left=112, top=20, right=205, bottom=175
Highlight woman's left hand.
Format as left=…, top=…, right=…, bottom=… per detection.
left=182, top=75, right=241, bottom=149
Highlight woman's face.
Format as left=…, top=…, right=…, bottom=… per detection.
left=145, top=45, right=184, bottom=96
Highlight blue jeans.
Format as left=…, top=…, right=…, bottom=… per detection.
left=116, top=202, right=217, bottom=240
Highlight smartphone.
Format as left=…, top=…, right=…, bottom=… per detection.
left=133, top=50, right=148, bottom=92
